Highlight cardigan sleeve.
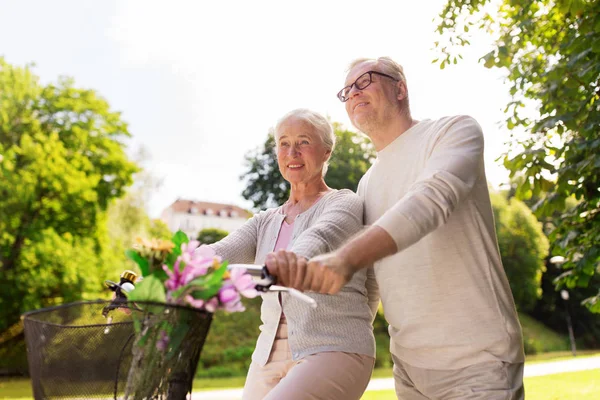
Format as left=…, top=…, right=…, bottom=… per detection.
left=374, top=115, right=485, bottom=252
left=207, top=211, right=262, bottom=264
left=365, top=266, right=380, bottom=321
left=291, top=189, right=363, bottom=260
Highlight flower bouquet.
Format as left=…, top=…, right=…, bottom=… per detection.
left=120, top=230, right=257, bottom=400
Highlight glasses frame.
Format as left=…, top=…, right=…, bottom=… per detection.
left=337, top=71, right=400, bottom=102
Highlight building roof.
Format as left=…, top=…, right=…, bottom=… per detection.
left=165, top=199, right=252, bottom=218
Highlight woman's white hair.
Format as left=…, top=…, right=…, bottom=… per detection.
left=274, top=108, right=336, bottom=175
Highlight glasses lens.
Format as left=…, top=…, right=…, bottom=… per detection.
left=355, top=72, right=372, bottom=90
left=338, top=87, right=349, bottom=102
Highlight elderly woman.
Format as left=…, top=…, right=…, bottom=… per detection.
left=208, top=109, right=378, bottom=400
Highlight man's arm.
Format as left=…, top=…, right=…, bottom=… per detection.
left=265, top=190, right=363, bottom=289
left=305, top=116, right=485, bottom=293
left=305, top=225, right=396, bottom=293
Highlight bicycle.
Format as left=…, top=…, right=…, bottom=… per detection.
left=22, top=265, right=315, bottom=400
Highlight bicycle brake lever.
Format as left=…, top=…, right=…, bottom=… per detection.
left=227, top=264, right=276, bottom=291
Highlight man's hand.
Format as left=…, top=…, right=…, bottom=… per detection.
left=265, top=250, right=356, bottom=294
left=265, top=250, right=308, bottom=290
left=304, top=252, right=356, bottom=294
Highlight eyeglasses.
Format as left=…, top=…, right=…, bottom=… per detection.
left=337, top=71, right=399, bottom=102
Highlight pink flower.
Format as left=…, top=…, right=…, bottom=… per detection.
left=218, top=284, right=245, bottom=312
left=156, top=330, right=169, bottom=352
left=227, top=267, right=259, bottom=299
left=164, top=243, right=220, bottom=293
left=194, top=244, right=216, bottom=259
left=184, top=295, right=219, bottom=313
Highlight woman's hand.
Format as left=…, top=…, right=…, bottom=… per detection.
left=265, top=250, right=308, bottom=291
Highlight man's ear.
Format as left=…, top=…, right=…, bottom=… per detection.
left=397, top=81, right=407, bottom=101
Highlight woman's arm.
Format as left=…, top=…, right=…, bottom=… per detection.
left=266, top=190, right=365, bottom=289
left=291, top=190, right=364, bottom=260
left=207, top=211, right=262, bottom=264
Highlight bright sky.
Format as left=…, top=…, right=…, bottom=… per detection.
left=0, top=0, right=513, bottom=217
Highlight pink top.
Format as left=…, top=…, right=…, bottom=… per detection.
left=274, top=220, right=294, bottom=323
left=273, top=220, right=294, bottom=251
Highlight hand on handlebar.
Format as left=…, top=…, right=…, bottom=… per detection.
left=227, top=261, right=317, bottom=308
left=264, top=250, right=308, bottom=290
left=265, top=250, right=354, bottom=295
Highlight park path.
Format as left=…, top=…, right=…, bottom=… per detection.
left=191, top=355, right=600, bottom=399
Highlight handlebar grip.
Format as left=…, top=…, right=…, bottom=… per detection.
left=271, top=285, right=317, bottom=308
left=255, top=266, right=276, bottom=292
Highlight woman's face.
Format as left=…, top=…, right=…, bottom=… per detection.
left=276, top=118, right=331, bottom=186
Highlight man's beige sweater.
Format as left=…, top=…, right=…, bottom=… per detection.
left=358, top=115, right=525, bottom=369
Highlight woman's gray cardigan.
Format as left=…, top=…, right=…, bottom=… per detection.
left=210, top=189, right=379, bottom=366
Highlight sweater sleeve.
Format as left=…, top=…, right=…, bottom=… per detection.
left=291, top=190, right=363, bottom=260
left=207, top=211, right=262, bottom=264
left=374, top=115, right=485, bottom=252
left=365, top=266, right=380, bottom=321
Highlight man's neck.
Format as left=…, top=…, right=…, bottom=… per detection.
left=369, top=113, right=417, bottom=152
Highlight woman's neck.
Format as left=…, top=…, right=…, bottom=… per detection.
left=288, top=179, right=330, bottom=204
left=283, top=179, right=332, bottom=222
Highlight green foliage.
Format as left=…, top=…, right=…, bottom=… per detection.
left=148, top=219, right=172, bottom=241
left=373, top=305, right=393, bottom=368
left=325, top=124, right=376, bottom=193
left=241, top=125, right=375, bottom=210
left=196, top=297, right=262, bottom=377
left=519, top=312, right=570, bottom=355
left=435, top=0, right=600, bottom=311
left=0, top=58, right=139, bottom=332
left=491, top=192, right=550, bottom=311
left=531, top=262, right=600, bottom=349
left=240, top=133, right=288, bottom=210
left=197, top=228, right=229, bottom=245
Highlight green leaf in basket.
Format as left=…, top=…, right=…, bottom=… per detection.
left=166, top=321, right=190, bottom=359
left=127, top=275, right=166, bottom=303
left=164, top=230, right=189, bottom=269
left=187, top=262, right=229, bottom=300
left=172, top=230, right=189, bottom=250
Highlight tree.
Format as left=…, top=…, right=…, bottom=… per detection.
left=490, top=192, right=550, bottom=311
left=241, top=124, right=375, bottom=210
left=197, top=228, right=229, bottom=245
left=435, top=1, right=600, bottom=311
left=0, top=58, right=139, bottom=331
left=103, top=151, right=172, bottom=278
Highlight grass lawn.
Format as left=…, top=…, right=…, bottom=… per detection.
left=1, top=351, right=599, bottom=399
left=368, top=350, right=599, bottom=379
left=360, top=369, right=600, bottom=400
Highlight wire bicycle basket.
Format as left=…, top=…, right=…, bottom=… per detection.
left=22, top=300, right=213, bottom=400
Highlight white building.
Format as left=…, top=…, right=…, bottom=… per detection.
left=160, top=199, right=251, bottom=238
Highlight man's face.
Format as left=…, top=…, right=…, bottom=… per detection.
left=343, top=61, right=401, bottom=134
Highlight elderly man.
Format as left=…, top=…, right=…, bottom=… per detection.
left=266, top=57, right=525, bottom=399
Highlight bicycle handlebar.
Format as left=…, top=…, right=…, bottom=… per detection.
left=227, top=264, right=317, bottom=308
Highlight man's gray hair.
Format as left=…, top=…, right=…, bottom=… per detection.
left=274, top=108, right=336, bottom=175
left=347, top=56, right=407, bottom=84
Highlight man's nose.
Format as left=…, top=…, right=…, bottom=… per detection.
left=347, top=84, right=362, bottom=99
